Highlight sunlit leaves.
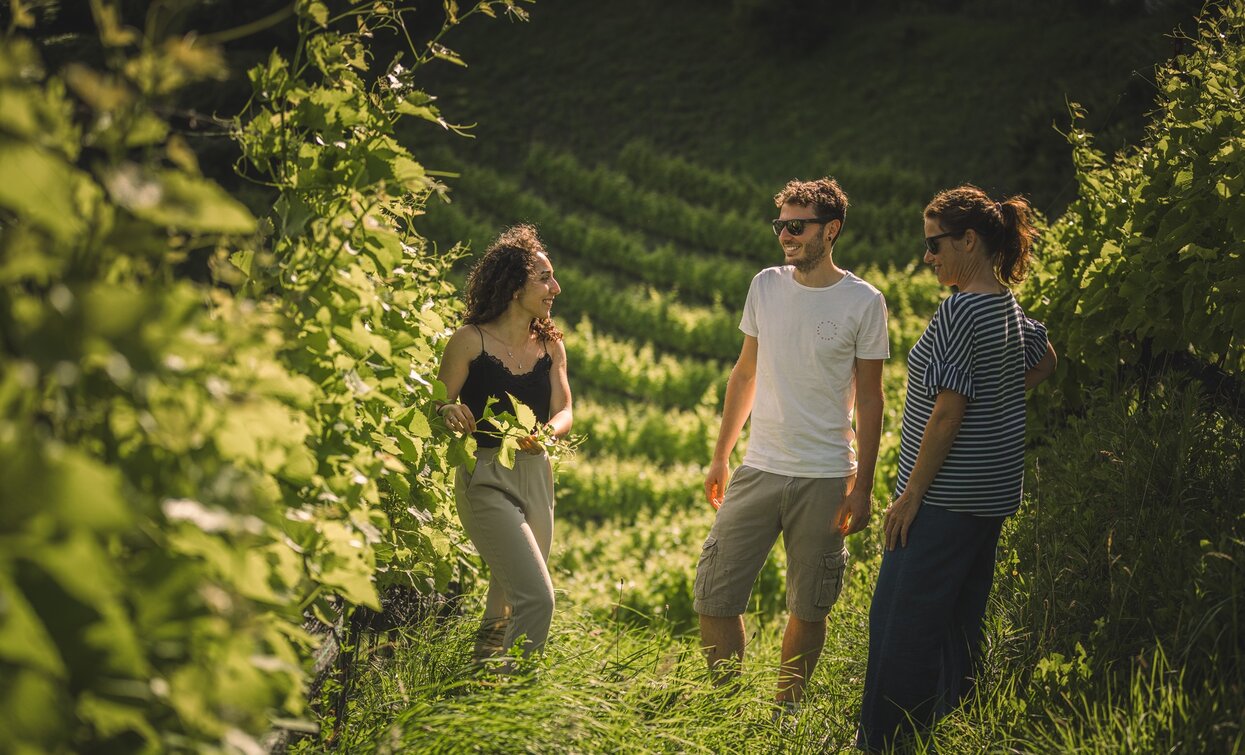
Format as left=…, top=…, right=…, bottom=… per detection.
left=230, top=0, right=511, bottom=665
left=509, top=391, right=538, bottom=432
left=0, top=1, right=526, bottom=750
left=314, top=520, right=381, bottom=609
left=63, top=63, right=131, bottom=110
left=124, top=37, right=228, bottom=96
left=301, top=0, right=330, bottom=28
left=46, top=448, right=132, bottom=531
left=395, top=89, right=447, bottom=126
left=88, top=0, right=139, bottom=48
left=103, top=164, right=257, bottom=234
left=408, top=407, right=432, bottom=438
left=0, top=575, right=66, bottom=678
left=0, top=142, right=90, bottom=242
left=1, top=13, right=295, bottom=751
left=428, top=41, right=467, bottom=67
left=1020, top=3, right=1245, bottom=401
left=76, top=693, right=158, bottom=746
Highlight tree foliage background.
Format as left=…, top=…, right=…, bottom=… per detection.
left=0, top=1, right=530, bottom=749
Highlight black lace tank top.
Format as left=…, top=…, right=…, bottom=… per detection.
left=458, top=326, right=553, bottom=449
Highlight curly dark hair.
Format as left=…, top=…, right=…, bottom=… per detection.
left=774, top=178, right=849, bottom=244
left=463, top=224, right=562, bottom=341
left=924, top=185, right=1038, bottom=286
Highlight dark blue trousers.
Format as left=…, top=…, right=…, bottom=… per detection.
left=856, top=504, right=1005, bottom=751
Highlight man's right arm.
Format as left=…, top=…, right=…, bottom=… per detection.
left=705, top=335, right=758, bottom=508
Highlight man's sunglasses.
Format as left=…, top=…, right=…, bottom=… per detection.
left=924, top=230, right=961, bottom=255
left=771, top=217, right=838, bottom=237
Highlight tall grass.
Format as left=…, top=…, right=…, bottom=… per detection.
left=293, top=584, right=872, bottom=753
left=293, top=378, right=1243, bottom=753
left=997, top=379, right=1245, bottom=754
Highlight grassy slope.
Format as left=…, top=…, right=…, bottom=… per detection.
left=418, top=0, right=1197, bottom=209
left=309, top=385, right=1245, bottom=754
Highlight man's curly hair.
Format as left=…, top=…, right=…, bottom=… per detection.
left=463, top=224, right=562, bottom=341
left=774, top=178, right=849, bottom=244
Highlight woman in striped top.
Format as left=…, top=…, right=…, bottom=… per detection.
left=857, top=186, right=1057, bottom=751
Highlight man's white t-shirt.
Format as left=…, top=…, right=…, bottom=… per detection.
left=739, top=266, right=890, bottom=478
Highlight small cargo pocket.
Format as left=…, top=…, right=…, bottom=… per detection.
left=814, top=549, right=848, bottom=610
left=693, top=537, right=718, bottom=599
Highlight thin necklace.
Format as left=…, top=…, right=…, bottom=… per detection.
left=486, top=327, right=526, bottom=370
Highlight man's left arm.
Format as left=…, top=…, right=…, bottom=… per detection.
left=839, top=357, right=884, bottom=535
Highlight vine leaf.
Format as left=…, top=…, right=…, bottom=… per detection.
left=0, top=143, right=90, bottom=243
left=102, top=165, right=256, bottom=234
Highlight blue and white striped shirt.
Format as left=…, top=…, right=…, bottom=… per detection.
left=896, top=291, right=1049, bottom=517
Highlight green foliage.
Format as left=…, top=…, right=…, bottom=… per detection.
left=0, top=1, right=526, bottom=750
left=524, top=142, right=929, bottom=269
left=866, top=263, right=944, bottom=355
left=618, top=139, right=768, bottom=214
left=415, top=0, right=1193, bottom=213
left=554, top=506, right=788, bottom=630
left=1014, top=649, right=1229, bottom=755
left=961, top=9, right=1245, bottom=753
left=524, top=142, right=777, bottom=265
left=234, top=4, right=477, bottom=615
left=572, top=398, right=722, bottom=466
left=1022, top=2, right=1245, bottom=405
left=618, top=138, right=932, bottom=223
left=441, top=154, right=759, bottom=305
left=0, top=21, right=304, bottom=750
left=1014, top=383, right=1244, bottom=693
left=925, top=381, right=1245, bottom=755
left=564, top=318, right=729, bottom=410
left=997, top=12, right=1245, bottom=752
left=556, top=455, right=702, bottom=524
left=556, top=266, right=746, bottom=361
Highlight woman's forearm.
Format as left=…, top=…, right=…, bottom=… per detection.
left=545, top=407, right=573, bottom=439
left=1024, top=342, right=1057, bottom=390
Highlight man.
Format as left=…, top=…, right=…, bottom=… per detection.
left=694, top=177, right=889, bottom=716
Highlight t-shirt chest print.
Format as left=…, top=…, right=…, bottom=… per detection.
left=816, top=319, right=841, bottom=342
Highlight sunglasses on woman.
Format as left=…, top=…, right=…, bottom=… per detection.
left=924, top=230, right=960, bottom=255
left=771, top=217, right=838, bottom=236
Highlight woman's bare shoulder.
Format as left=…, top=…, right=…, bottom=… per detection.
left=546, top=336, right=568, bottom=364
left=444, top=325, right=485, bottom=358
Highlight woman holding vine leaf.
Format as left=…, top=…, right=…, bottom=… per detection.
left=436, top=224, right=573, bottom=668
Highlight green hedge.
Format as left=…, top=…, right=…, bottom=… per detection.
left=0, top=4, right=511, bottom=749
left=1021, top=3, right=1245, bottom=408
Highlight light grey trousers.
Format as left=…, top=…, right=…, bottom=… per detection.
left=454, top=447, right=555, bottom=660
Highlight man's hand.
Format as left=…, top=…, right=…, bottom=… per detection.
left=517, top=434, right=544, bottom=455
left=837, top=482, right=871, bottom=536
left=704, top=459, right=730, bottom=510
left=882, top=486, right=922, bottom=550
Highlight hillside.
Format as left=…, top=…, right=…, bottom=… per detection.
left=415, top=0, right=1202, bottom=209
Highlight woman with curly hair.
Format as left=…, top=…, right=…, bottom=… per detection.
left=435, top=224, right=572, bottom=666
